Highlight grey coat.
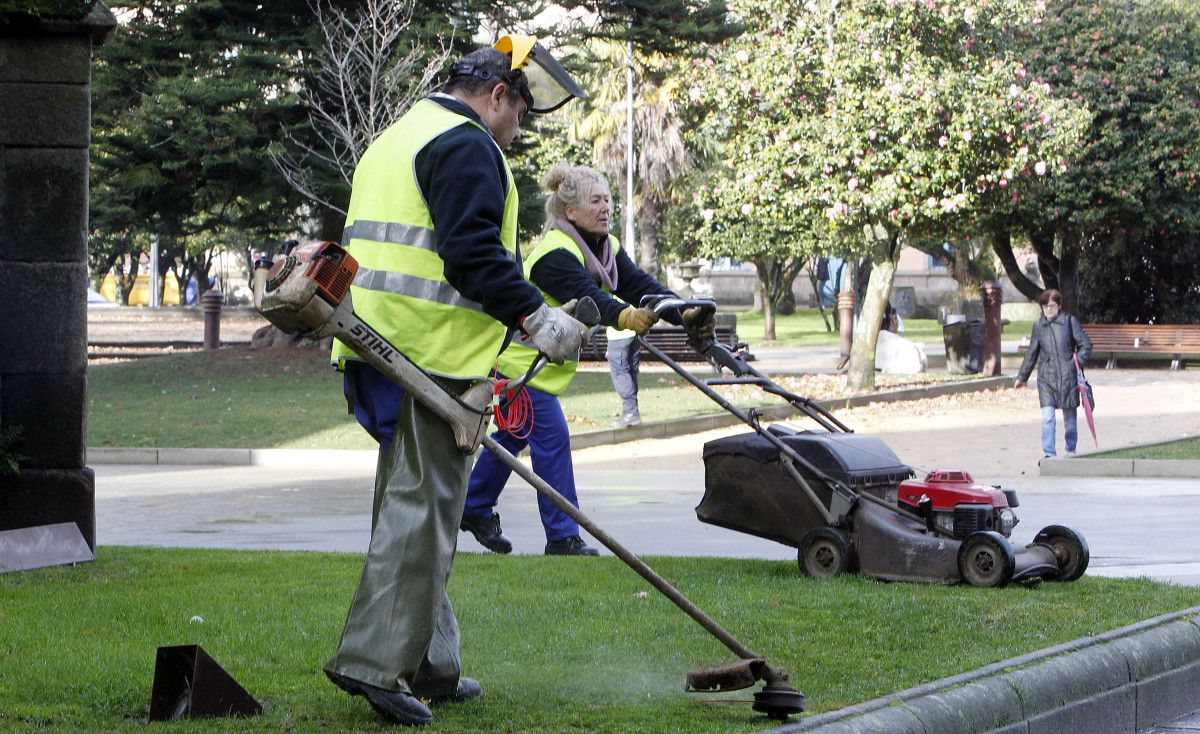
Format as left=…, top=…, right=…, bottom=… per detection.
left=1016, top=313, right=1093, bottom=408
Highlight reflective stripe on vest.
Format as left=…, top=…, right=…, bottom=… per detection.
left=330, top=99, right=519, bottom=379
left=497, top=228, right=620, bottom=395
left=341, top=220, right=436, bottom=252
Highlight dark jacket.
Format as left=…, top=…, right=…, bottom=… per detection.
left=1016, top=313, right=1092, bottom=408
left=530, top=244, right=674, bottom=327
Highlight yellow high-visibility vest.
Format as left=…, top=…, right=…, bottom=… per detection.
left=330, top=99, right=520, bottom=379
left=498, top=228, right=621, bottom=395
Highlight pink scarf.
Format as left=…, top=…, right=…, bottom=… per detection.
left=554, top=218, right=618, bottom=291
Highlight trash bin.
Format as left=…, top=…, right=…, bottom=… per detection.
left=943, top=318, right=984, bottom=374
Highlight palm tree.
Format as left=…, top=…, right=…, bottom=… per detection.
left=571, top=40, right=692, bottom=276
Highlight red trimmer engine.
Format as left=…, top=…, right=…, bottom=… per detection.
left=897, top=470, right=1020, bottom=540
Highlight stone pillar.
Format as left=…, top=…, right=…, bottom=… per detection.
left=979, top=280, right=1004, bottom=377
left=0, top=3, right=116, bottom=552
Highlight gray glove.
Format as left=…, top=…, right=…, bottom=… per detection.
left=521, top=302, right=588, bottom=365
left=681, top=306, right=717, bottom=340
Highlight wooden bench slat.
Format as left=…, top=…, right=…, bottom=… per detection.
left=1079, top=324, right=1200, bottom=369
left=1018, top=323, right=1200, bottom=369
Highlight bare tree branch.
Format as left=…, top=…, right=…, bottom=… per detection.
left=272, top=0, right=453, bottom=216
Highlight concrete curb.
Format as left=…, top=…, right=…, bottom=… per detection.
left=1040, top=434, right=1200, bottom=478
left=574, top=376, right=1013, bottom=449
left=88, top=376, right=1013, bottom=464
left=87, top=447, right=378, bottom=469
left=767, top=606, right=1200, bottom=734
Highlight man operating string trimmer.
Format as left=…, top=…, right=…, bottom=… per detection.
left=319, top=37, right=589, bottom=726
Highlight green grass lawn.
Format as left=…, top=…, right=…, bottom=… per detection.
left=730, top=307, right=1034, bottom=347
left=2, top=547, right=1197, bottom=733
left=1087, top=436, right=1200, bottom=460
left=85, top=345, right=986, bottom=450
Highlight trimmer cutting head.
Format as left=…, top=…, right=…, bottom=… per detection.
left=686, top=659, right=805, bottom=721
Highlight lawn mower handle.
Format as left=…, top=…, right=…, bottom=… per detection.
left=638, top=294, right=716, bottom=319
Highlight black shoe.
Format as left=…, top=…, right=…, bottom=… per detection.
left=545, top=535, right=599, bottom=556
left=426, top=677, right=483, bottom=705
left=460, top=513, right=512, bottom=554
left=325, top=670, right=433, bottom=726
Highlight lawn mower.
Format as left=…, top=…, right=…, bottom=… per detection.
left=252, top=241, right=805, bottom=722
left=638, top=296, right=1089, bottom=588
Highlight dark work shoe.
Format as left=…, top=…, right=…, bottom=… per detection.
left=325, top=670, right=433, bottom=726
left=545, top=535, right=599, bottom=556
left=427, top=677, right=483, bottom=705
left=459, top=513, right=512, bottom=554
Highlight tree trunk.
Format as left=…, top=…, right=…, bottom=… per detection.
left=1031, top=227, right=1059, bottom=291
left=847, top=230, right=900, bottom=392
left=1058, top=237, right=1080, bottom=313
left=637, top=204, right=659, bottom=277
left=113, top=253, right=137, bottom=305
left=156, top=234, right=184, bottom=306
left=776, top=289, right=796, bottom=315
left=762, top=284, right=776, bottom=341
left=778, top=256, right=807, bottom=315
left=752, top=257, right=782, bottom=341
left=991, top=228, right=1043, bottom=302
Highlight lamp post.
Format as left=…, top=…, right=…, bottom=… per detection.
left=624, top=40, right=636, bottom=265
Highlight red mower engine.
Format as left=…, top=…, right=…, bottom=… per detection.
left=897, top=470, right=1020, bottom=539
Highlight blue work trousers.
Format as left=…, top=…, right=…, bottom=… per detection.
left=1041, top=405, right=1078, bottom=457
left=464, top=381, right=581, bottom=542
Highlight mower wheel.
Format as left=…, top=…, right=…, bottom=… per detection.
left=1033, top=525, right=1090, bottom=582
left=797, top=528, right=854, bottom=579
left=957, top=531, right=1016, bottom=588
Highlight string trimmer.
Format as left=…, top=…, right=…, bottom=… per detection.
left=253, top=241, right=805, bottom=722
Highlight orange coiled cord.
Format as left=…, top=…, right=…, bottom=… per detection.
left=493, top=379, right=534, bottom=439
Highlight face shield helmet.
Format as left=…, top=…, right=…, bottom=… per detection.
left=494, top=34, right=587, bottom=114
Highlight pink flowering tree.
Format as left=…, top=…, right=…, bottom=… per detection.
left=990, top=0, right=1200, bottom=321
left=681, top=0, right=1085, bottom=388
left=668, top=3, right=830, bottom=339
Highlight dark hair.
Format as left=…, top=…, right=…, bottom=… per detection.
left=1037, top=288, right=1063, bottom=306
left=442, top=48, right=530, bottom=108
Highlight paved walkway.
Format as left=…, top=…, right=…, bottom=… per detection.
left=93, top=364, right=1200, bottom=585
left=1145, top=710, right=1200, bottom=733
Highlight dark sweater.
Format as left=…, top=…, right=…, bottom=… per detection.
left=412, top=94, right=542, bottom=328
left=528, top=232, right=676, bottom=327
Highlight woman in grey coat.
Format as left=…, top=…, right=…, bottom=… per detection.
left=1014, top=289, right=1093, bottom=457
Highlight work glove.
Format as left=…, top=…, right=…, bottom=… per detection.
left=617, top=306, right=657, bottom=335
left=681, top=306, right=717, bottom=340
left=521, top=302, right=588, bottom=365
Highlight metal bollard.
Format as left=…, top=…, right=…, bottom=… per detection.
left=201, top=289, right=224, bottom=350
left=979, top=280, right=1003, bottom=376
left=836, top=290, right=855, bottom=362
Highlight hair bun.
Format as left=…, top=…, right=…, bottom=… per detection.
left=541, top=163, right=570, bottom=193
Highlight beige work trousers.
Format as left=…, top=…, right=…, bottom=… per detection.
left=324, top=383, right=471, bottom=696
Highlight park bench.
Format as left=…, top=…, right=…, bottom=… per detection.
left=1019, top=323, right=1200, bottom=369
left=579, top=321, right=742, bottom=362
